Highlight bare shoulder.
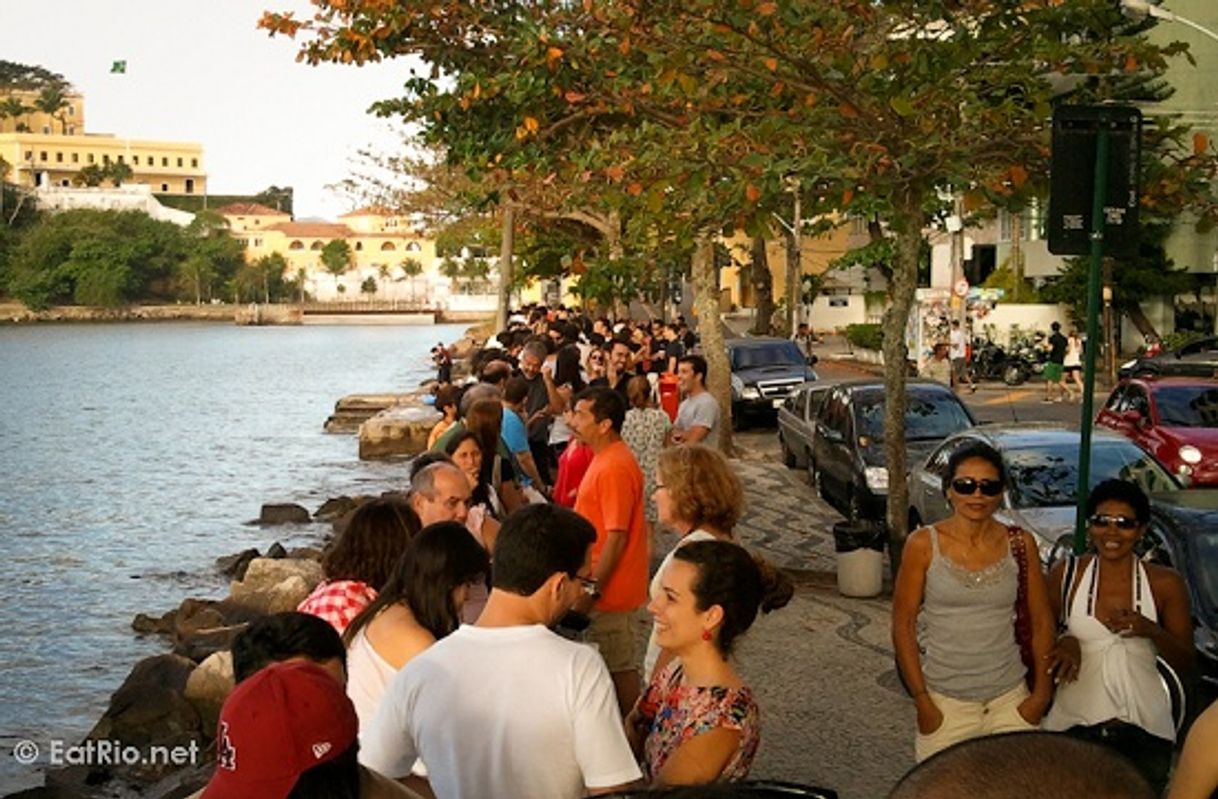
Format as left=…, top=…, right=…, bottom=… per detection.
left=1145, top=562, right=1189, bottom=594
left=903, top=527, right=934, bottom=563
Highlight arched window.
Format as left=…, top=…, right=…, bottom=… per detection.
left=380, top=242, right=396, bottom=252
left=355, top=242, right=363, bottom=251
left=405, top=241, right=422, bottom=252
left=289, top=240, right=304, bottom=250
left=310, top=241, right=324, bottom=251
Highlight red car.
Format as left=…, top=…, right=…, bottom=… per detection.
left=1095, top=377, right=1218, bottom=486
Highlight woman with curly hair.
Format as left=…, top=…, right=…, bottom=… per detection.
left=297, top=498, right=421, bottom=634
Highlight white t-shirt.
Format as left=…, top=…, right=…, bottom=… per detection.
left=949, top=327, right=966, bottom=360
left=643, top=530, right=719, bottom=681
left=675, top=391, right=720, bottom=449
left=360, top=624, right=642, bottom=799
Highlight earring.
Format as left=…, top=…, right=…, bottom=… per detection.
left=701, top=629, right=712, bottom=642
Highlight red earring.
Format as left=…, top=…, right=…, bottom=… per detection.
left=701, top=629, right=712, bottom=641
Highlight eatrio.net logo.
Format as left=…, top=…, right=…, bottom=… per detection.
left=12, top=738, right=201, bottom=768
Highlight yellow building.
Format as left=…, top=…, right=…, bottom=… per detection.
left=718, top=223, right=855, bottom=310
left=0, top=88, right=206, bottom=195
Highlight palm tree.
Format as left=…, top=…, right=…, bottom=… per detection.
left=33, top=86, right=69, bottom=133
left=320, top=239, right=353, bottom=298
left=0, top=97, right=29, bottom=133
left=400, top=257, right=424, bottom=301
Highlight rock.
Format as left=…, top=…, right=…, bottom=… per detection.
left=174, top=623, right=247, bottom=663
left=133, top=609, right=177, bottom=636
left=265, top=541, right=288, bottom=559
left=449, top=335, right=478, bottom=360
left=324, top=393, right=422, bottom=434
left=358, top=404, right=440, bottom=460
left=184, top=651, right=234, bottom=733
left=288, top=546, right=323, bottom=561
left=87, top=655, right=203, bottom=766
left=314, top=495, right=358, bottom=521
left=258, top=503, right=310, bottom=525
left=228, top=558, right=323, bottom=614
left=215, top=548, right=260, bottom=580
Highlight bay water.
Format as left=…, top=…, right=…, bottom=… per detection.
left=0, top=321, right=465, bottom=793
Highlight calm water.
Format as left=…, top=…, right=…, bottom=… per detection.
left=0, top=321, right=464, bottom=792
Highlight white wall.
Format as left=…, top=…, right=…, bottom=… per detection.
left=808, top=294, right=867, bottom=332
left=34, top=184, right=195, bottom=226
left=973, top=303, right=1072, bottom=347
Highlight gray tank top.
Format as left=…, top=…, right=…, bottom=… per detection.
left=919, top=526, right=1026, bottom=701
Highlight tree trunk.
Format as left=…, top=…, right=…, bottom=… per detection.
left=494, top=205, right=515, bottom=332
left=882, top=186, right=926, bottom=579
left=749, top=235, right=775, bottom=335
left=786, top=188, right=802, bottom=336
left=1010, top=210, right=1023, bottom=303
left=692, top=231, right=733, bottom=454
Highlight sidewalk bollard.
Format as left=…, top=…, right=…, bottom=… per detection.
left=833, top=521, right=885, bottom=598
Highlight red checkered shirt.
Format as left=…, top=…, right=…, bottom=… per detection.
left=297, top=579, right=377, bottom=634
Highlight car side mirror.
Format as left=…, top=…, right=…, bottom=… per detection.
left=1120, top=410, right=1144, bottom=425
left=807, top=354, right=819, bottom=366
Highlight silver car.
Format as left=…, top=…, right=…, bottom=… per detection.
left=776, top=381, right=833, bottom=469
left=906, top=424, right=1182, bottom=563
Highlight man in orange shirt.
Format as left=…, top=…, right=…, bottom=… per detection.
left=569, top=386, right=649, bottom=715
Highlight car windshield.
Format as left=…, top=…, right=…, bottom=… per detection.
left=731, top=342, right=806, bottom=370
left=1154, top=385, right=1218, bottom=428
left=856, top=391, right=973, bottom=442
left=1006, top=441, right=1180, bottom=508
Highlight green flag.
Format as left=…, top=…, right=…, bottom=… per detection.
left=110, top=60, right=126, bottom=74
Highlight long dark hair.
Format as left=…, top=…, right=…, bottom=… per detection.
left=321, top=498, right=421, bottom=589
left=344, top=522, right=489, bottom=644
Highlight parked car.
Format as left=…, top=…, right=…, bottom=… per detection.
left=907, top=424, right=1181, bottom=564
left=1119, top=336, right=1218, bottom=379
left=810, top=379, right=975, bottom=521
left=727, top=337, right=818, bottom=427
left=777, top=381, right=834, bottom=469
left=1095, top=376, right=1218, bottom=487
left=1144, top=489, right=1218, bottom=705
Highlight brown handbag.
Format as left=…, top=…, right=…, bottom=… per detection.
left=1007, top=526, right=1036, bottom=687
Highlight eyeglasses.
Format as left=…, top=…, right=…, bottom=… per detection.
left=1089, top=514, right=1139, bottom=530
left=950, top=477, right=1004, bottom=497
left=574, top=575, right=599, bottom=597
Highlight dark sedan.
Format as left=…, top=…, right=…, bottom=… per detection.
left=1145, top=490, right=1218, bottom=704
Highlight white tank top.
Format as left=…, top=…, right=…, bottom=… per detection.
left=346, top=626, right=400, bottom=734
left=1043, top=558, right=1175, bottom=741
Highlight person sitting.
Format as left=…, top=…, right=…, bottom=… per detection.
left=193, top=660, right=422, bottom=799
left=888, top=731, right=1154, bottom=799
left=360, top=503, right=642, bottom=799
left=1043, top=479, right=1194, bottom=795
left=627, top=540, right=786, bottom=786
left=426, top=385, right=460, bottom=450
left=230, top=611, right=348, bottom=685
left=297, top=499, right=421, bottom=634
left=343, top=522, right=489, bottom=732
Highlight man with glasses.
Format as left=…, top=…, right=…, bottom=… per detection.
left=361, top=504, right=641, bottom=799
left=568, top=386, right=649, bottom=716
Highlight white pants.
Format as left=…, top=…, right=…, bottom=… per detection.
left=915, top=682, right=1038, bottom=762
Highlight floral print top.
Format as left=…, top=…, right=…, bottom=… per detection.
left=638, top=660, right=760, bottom=782
left=621, top=406, right=671, bottom=524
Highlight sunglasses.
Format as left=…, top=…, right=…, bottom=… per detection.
left=950, top=477, right=1004, bottom=496
left=1089, top=513, right=1139, bottom=530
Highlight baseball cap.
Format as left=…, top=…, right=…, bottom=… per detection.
left=201, top=660, right=358, bottom=799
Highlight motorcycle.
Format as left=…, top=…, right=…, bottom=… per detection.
left=966, top=337, right=1026, bottom=386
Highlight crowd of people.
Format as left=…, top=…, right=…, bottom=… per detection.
left=189, top=304, right=1218, bottom=798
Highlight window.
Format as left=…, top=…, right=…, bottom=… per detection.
left=41, top=125, right=50, bottom=134
left=289, top=240, right=304, bottom=251
left=60, top=179, right=69, bottom=187
left=39, top=151, right=47, bottom=161
left=380, top=242, right=396, bottom=251
left=71, top=153, right=78, bottom=164
left=405, top=241, right=421, bottom=252
left=102, top=154, right=111, bottom=164
left=253, top=238, right=263, bottom=247
left=161, top=183, right=169, bottom=191
left=87, top=153, right=95, bottom=164
left=133, top=155, right=139, bottom=165
left=68, top=105, right=74, bottom=116
left=117, top=155, right=125, bottom=164
left=55, top=152, right=63, bottom=163
left=23, top=150, right=32, bottom=161
left=185, top=178, right=194, bottom=194
left=162, top=157, right=168, bottom=167
left=310, top=241, right=324, bottom=251
left=354, top=242, right=363, bottom=251
left=177, top=157, right=183, bottom=167
left=191, top=158, right=198, bottom=168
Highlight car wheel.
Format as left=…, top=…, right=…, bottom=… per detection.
left=808, top=460, right=823, bottom=498
left=780, top=434, right=796, bottom=468
left=1003, top=364, right=1027, bottom=386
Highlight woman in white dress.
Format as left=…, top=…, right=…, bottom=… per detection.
left=1045, top=479, right=1194, bottom=795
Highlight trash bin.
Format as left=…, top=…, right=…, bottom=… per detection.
left=833, top=521, right=885, bottom=598
left=658, top=373, right=680, bottom=422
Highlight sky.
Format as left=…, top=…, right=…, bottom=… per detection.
left=0, top=0, right=420, bottom=220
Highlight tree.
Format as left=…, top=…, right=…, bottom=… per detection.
left=748, top=235, right=775, bottom=335
left=33, top=85, right=70, bottom=133
left=320, top=239, right=352, bottom=293
left=72, top=164, right=105, bottom=187
left=360, top=275, right=378, bottom=297
left=105, top=161, right=133, bottom=187
left=0, top=96, right=29, bottom=132
left=399, top=257, right=424, bottom=300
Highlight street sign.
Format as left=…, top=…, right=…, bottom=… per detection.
left=1048, top=105, right=1142, bottom=257
left=953, top=278, right=969, bottom=298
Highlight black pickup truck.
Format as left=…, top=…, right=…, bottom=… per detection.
left=727, top=337, right=818, bottom=427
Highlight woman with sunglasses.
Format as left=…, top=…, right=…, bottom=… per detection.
left=893, top=440, right=1055, bottom=762
left=1043, top=479, right=1194, bottom=795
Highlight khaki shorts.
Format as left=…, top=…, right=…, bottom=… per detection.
left=914, top=682, right=1038, bottom=762
left=587, top=610, right=637, bottom=674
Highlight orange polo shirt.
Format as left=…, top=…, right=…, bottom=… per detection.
left=574, top=439, right=649, bottom=612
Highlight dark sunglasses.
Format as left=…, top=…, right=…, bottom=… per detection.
left=950, top=477, right=1004, bottom=496
left=1089, top=513, right=1139, bottom=530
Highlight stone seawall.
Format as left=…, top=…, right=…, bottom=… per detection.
left=0, top=303, right=242, bottom=324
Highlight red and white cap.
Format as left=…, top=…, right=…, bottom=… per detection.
left=201, top=660, right=358, bottom=799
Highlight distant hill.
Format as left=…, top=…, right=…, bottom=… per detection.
left=0, top=60, right=69, bottom=90
left=157, top=186, right=294, bottom=216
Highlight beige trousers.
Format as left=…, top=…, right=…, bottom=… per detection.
left=914, top=682, right=1038, bottom=762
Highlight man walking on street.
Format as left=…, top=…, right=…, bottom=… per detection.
left=949, top=319, right=976, bottom=393
left=669, top=354, right=720, bottom=449
left=568, top=387, right=649, bottom=716
left=1044, top=321, right=1072, bottom=403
